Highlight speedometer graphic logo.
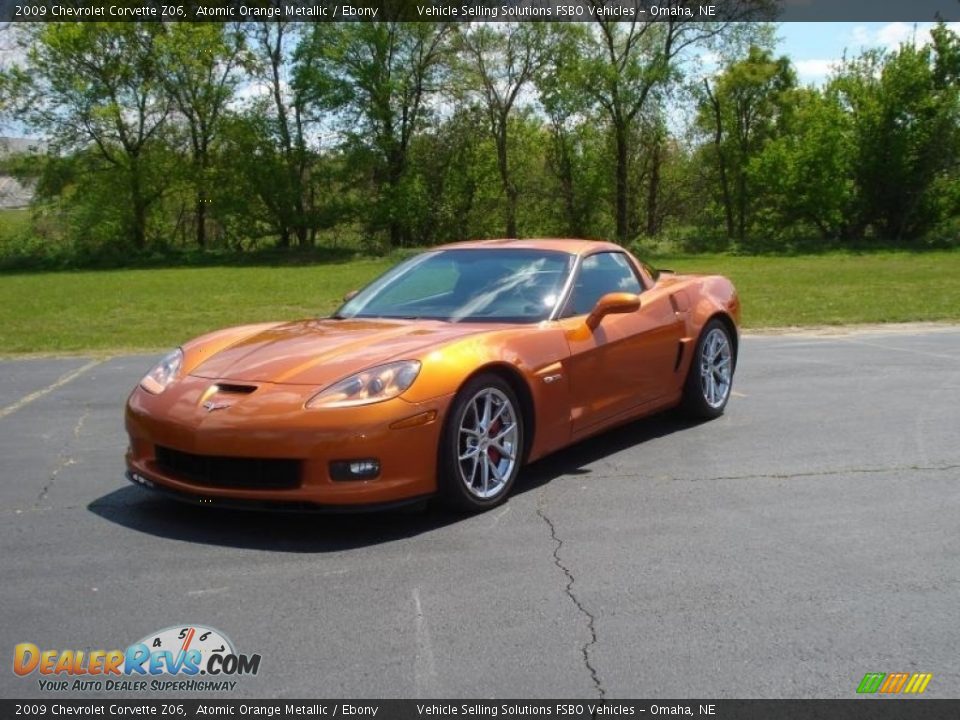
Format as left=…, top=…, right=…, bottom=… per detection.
left=130, top=625, right=235, bottom=675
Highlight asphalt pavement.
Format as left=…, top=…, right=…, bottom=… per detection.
left=0, top=327, right=958, bottom=699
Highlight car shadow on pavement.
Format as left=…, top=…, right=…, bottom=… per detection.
left=87, top=410, right=704, bottom=553
left=87, top=487, right=460, bottom=553
left=517, top=409, right=705, bottom=492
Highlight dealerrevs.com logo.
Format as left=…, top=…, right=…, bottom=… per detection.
left=13, top=625, right=262, bottom=693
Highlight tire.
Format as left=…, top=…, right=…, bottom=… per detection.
left=681, top=318, right=736, bottom=419
left=439, top=373, right=525, bottom=512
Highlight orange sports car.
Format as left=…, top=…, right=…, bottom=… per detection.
left=125, top=239, right=740, bottom=513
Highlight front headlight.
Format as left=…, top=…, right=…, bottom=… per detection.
left=306, top=360, right=421, bottom=408
left=139, top=348, right=183, bottom=395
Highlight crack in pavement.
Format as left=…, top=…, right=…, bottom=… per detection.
left=73, top=410, right=88, bottom=440
left=8, top=504, right=85, bottom=515
left=34, top=408, right=89, bottom=508
left=536, top=500, right=605, bottom=700
left=525, top=460, right=959, bottom=700
left=35, top=458, right=76, bottom=506
left=8, top=496, right=140, bottom=516
left=555, top=462, right=960, bottom=485
left=687, top=462, right=960, bottom=484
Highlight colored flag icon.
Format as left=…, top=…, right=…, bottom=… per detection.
left=857, top=672, right=932, bottom=694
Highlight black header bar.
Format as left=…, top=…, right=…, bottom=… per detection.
left=0, top=0, right=958, bottom=23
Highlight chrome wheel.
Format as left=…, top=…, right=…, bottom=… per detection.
left=699, top=327, right=732, bottom=409
left=457, top=387, right=519, bottom=500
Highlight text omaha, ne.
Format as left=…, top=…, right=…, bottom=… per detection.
left=417, top=4, right=715, bottom=18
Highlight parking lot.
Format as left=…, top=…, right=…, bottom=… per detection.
left=1, top=326, right=958, bottom=699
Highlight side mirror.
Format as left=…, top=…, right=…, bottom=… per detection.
left=343, top=290, right=359, bottom=302
left=586, top=292, right=641, bottom=330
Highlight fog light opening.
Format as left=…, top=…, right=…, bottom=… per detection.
left=330, top=459, right=381, bottom=481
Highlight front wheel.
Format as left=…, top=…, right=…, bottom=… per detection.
left=682, top=319, right=736, bottom=419
left=439, top=374, right=524, bottom=512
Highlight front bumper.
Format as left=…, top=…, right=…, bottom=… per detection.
left=125, top=377, right=452, bottom=508
left=125, top=471, right=431, bottom=513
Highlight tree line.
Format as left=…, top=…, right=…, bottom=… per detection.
left=0, top=20, right=957, bottom=266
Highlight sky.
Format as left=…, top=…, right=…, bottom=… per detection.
left=777, top=21, right=960, bottom=84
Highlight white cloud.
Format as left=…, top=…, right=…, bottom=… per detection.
left=794, top=59, right=839, bottom=81
left=850, top=25, right=871, bottom=47
left=849, top=22, right=960, bottom=52
left=798, top=22, right=960, bottom=86
left=876, top=22, right=919, bottom=49
left=233, top=79, right=280, bottom=104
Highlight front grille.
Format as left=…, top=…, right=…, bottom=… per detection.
left=154, top=446, right=301, bottom=490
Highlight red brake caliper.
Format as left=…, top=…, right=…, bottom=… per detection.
left=487, top=418, right=502, bottom=464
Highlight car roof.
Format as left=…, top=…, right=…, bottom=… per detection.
left=433, top=238, right=624, bottom=256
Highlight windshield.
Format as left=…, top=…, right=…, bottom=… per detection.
left=336, top=249, right=575, bottom=323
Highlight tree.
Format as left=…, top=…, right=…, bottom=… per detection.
left=297, top=21, right=454, bottom=247
left=158, top=23, right=248, bottom=249
left=555, top=10, right=756, bottom=244
left=455, top=23, right=547, bottom=238
left=749, top=87, right=855, bottom=244
left=637, top=107, right=668, bottom=237
left=833, top=23, right=960, bottom=242
left=407, top=105, right=503, bottom=244
left=0, top=23, right=172, bottom=249
left=251, top=22, right=317, bottom=248
left=697, top=46, right=796, bottom=245
left=541, top=109, right=610, bottom=239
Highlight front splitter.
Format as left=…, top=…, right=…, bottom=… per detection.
left=125, top=470, right=432, bottom=514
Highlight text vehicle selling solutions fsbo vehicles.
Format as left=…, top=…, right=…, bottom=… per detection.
left=125, top=239, right=740, bottom=513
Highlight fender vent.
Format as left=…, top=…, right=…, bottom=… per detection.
left=674, top=342, right=685, bottom=372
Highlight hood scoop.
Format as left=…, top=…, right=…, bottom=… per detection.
left=212, top=383, right=258, bottom=395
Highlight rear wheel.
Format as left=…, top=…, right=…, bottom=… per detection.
left=439, top=374, right=524, bottom=512
left=682, top=319, right=736, bottom=419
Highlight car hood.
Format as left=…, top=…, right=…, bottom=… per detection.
left=189, top=318, right=487, bottom=386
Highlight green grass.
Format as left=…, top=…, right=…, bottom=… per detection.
left=656, top=251, right=960, bottom=328
left=0, top=207, right=31, bottom=240
left=1, top=250, right=958, bottom=354
left=0, top=259, right=394, bottom=354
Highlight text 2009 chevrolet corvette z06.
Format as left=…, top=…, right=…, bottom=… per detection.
left=125, top=239, right=740, bottom=513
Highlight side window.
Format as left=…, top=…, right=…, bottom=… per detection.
left=563, top=252, right=642, bottom=317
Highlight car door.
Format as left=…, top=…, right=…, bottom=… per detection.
left=559, top=252, right=684, bottom=436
